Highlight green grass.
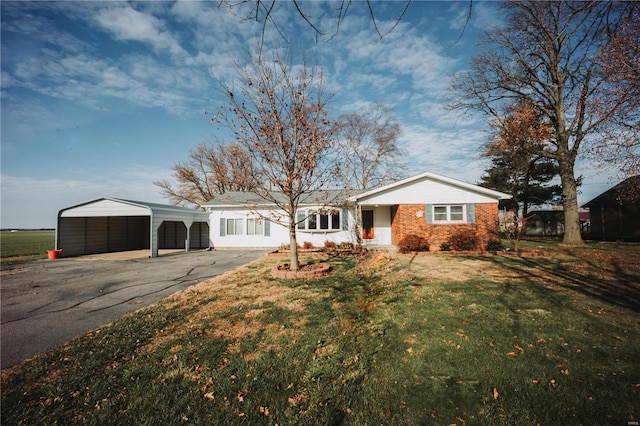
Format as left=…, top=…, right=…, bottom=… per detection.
left=1, top=230, right=55, bottom=264
left=2, top=245, right=639, bottom=425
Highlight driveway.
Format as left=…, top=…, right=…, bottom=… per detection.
left=0, top=249, right=266, bottom=369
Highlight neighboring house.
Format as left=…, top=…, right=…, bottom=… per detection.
left=203, top=171, right=511, bottom=251
left=523, top=208, right=590, bottom=237
left=524, top=209, right=565, bottom=237
left=582, top=176, right=640, bottom=241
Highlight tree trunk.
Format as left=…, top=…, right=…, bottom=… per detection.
left=558, top=159, right=584, bottom=245
left=289, top=212, right=299, bottom=271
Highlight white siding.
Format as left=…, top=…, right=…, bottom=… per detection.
left=209, top=208, right=356, bottom=248
left=357, top=179, right=501, bottom=205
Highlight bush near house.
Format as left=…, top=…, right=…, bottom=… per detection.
left=337, top=242, right=354, bottom=250
left=397, top=234, right=430, bottom=253
left=323, top=241, right=337, bottom=251
left=448, top=229, right=479, bottom=251
left=485, top=239, right=505, bottom=252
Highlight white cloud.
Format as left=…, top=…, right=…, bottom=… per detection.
left=94, top=5, right=187, bottom=59
left=470, top=2, right=505, bottom=32
left=399, top=123, right=487, bottom=184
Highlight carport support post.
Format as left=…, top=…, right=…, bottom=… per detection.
left=150, top=216, right=161, bottom=258
left=183, top=220, right=193, bottom=253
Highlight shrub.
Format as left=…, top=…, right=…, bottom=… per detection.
left=337, top=241, right=354, bottom=250
left=278, top=243, right=290, bottom=251
left=323, top=240, right=337, bottom=250
left=439, top=242, right=451, bottom=251
left=397, top=234, right=430, bottom=254
left=448, top=230, right=479, bottom=251
left=302, top=241, right=314, bottom=250
left=486, top=239, right=505, bottom=252
left=278, top=243, right=301, bottom=251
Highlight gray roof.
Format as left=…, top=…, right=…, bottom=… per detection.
left=203, top=190, right=359, bottom=208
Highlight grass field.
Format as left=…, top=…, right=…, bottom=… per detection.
left=1, top=243, right=639, bottom=425
left=1, top=230, right=55, bottom=264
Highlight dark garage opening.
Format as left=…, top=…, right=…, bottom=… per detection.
left=58, top=217, right=210, bottom=257
left=157, top=221, right=210, bottom=250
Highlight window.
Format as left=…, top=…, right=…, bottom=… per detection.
left=247, top=218, right=264, bottom=235
left=450, top=205, right=464, bottom=221
left=226, top=218, right=244, bottom=235
left=434, top=206, right=448, bottom=222
left=297, top=209, right=343, bottom=231
left=308, top=213, right=317, bottom=230
left=433, top=205, right=465, bottom=223
left=331, top=210, right=340, bottom=229
left=297, top=211, right=306, bottom=230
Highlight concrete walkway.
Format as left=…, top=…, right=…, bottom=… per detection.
left=0, top=249, right=266, bottom=369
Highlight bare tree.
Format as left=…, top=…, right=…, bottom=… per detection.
left=593, top=3, right=640, bottom=179
left=450, top=1, right=636, bottom=246
left=337, top=103, right=403, bottom=190
left=212, top=50, right=338, bottom=270
left=220, top=0, right=412, bottom=45
left=154, top=141, right=256, bottom=208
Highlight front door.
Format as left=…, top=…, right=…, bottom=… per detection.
left=362, top=210, right=374, bottom=240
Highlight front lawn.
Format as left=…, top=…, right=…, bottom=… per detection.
left=2, top=243, right=639, bottom=425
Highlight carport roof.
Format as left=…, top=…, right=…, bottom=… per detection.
left=59, top=197, right=209, bottom=221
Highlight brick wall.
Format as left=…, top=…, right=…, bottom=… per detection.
left=390, top=203, right=500, bottom=251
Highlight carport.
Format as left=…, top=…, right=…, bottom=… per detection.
left=56, top=198, right=210, bottom=258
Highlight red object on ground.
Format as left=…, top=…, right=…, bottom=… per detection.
left=47, top=249, right=62, bottom=259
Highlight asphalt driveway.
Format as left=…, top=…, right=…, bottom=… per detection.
left=0, top=249, right=266, bottom=369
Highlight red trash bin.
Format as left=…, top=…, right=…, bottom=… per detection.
left=47, top=249, right=62, bottom=259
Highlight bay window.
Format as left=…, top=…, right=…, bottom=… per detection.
left=297, top=209, right=342, bottom=231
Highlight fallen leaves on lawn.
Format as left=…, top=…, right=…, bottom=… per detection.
left=288, top=393, right=307, bottom=406
left=492, top=387, right=499, bottom=399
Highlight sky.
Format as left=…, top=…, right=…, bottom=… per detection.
left=1, top=1, right=620, bottom=228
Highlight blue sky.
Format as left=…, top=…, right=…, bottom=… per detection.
left=1, top=1, right=616, bottom=228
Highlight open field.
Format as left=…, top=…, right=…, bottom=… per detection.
left=2, top=243, right=639, bottom=425
left=1, top=230, right=55, bottom=264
